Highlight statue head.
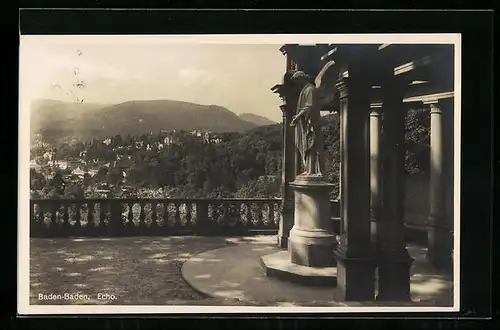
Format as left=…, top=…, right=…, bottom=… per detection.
left=291, top=71, right=311, bottom=88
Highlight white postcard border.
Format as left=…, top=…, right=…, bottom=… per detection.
left=18, top=33, right=461, bottom=315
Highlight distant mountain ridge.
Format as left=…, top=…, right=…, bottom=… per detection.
left=30, top=99, right=258, bottom=141
left=238, top=113, right=277, bottom=126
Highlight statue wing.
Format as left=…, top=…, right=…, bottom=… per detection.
left=315, top=60, right=336, bottom=88
left=315, top=61, right=339, bottom=112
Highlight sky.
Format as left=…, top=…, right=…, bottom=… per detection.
left=20, top=36, right=286, bottom=122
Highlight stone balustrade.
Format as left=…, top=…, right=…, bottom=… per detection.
left=29, top=198, right=342, bottom=238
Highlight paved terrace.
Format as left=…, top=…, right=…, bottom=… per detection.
left=30, top=235, right=453, bottom=307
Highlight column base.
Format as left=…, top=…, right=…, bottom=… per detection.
left=277, top=210, right=294, bottom=249
left=334, top=249, right=376, bottom=301
left=426, top=221, right=453, bottom=271
left=289, top=228, right=337, bottom=267
left=277, top=235, right=289, bottom=249
left=376, top=250, right=414, bottom=301
left=426, top=250, right=453, bottom=271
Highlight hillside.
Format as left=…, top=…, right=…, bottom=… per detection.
left=31, top=109, right=430, bottom=200
left=30, top=99, right=257, bottom=141
left=239, top=113, right=276, bottom=126
left=30, top=99, right=109, bottom=133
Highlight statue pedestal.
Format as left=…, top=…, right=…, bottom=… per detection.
left=288, top=175, right=337, bottom=267
left=260, top=175, right=338, bottom=286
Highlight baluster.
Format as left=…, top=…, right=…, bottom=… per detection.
left=36, top=202, right=46, bottom=236
left=163, top=202, right=170, bottom=229
left=274, top=202, right=280, bottom=226
left=227, top=203, right=235, bottom=227
left=74, top=202, right=81, bottom=231
left=30, top=201, right=36, bottom=224
left=250, top=202, right=257, bottom=227
left=29, top=201, right=34, bottom=222
left=238, top=202, right=245, bottom=227
left=38, top=202, right=44, bottom=227
left=267, top=202, right=274, bottom=228
left=29, top=202, right=36, bottom=234
left=192, top=202, right=198, bottom=225
left=139, top=201, right=146, bottom=228
left=87, top=202, right=95, bottom=230
left=185, top=202, right=192, bottom=226
left=127, top=203, right=134, bottom=228
left=99, top=202, right=107, bottom=228
left=235, top=203, right=242, bottom=228
left=235, top=201, right=245, bottom=228
left=256, top=203, right=263, bottom=227
left=246, top=202, right=253, bottom=229
left=175, top=203, right=181, bottom=227
left=62, top=202, right=70, bottom=234
left=234, top=202, right=241, bottom=227
left=222, top=203, right=229, bottom=227
left=213, top=203, right=220, bottom=225
left=50, top=202, right=57, bottom=230
left=151, top=202, right=158, bottom=228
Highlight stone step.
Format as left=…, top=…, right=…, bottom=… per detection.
left=260, top=250, right=337, bottom=287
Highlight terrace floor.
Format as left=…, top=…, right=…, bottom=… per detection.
left=29, top=235, right=454, bottom=307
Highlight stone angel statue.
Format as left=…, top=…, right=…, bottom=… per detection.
left=289, top=64, right=339, bottom=177
left=289, top=71, right=325, bottom=177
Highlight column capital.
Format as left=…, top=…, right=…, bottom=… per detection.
left=279, top=103, right=287, bottom=114
left=335, top=77, right=349, bottom=99
left=428, top=102, right=443, bottom=114
left=369, top=105, right=383, bottom=117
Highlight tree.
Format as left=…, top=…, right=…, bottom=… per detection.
left=95, top=167, right=109, bottom=181
left=107, top=168, right=123, bottom=186
left=113, top=134, right=123, bottom=146
left=82, top=173, right=92, bottom=188
left=265, top=152, right=279, bottom=175
left=404, top=107, right=430, bottom=175
left=48, top=170, right=66, bottom=196
left=127, top=165, right=145, bottom=184
left=64, top=184, right=85, bottom=199
left=30, top=190, right=43, bottom=199
left=30, top=169, right=46, bottom=191
left=234, top=179, right=270, bottom=198
left=32, top=107, right=431, bottom=199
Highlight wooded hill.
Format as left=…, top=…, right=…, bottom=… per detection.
left=30, top=99, right=276, bottom=141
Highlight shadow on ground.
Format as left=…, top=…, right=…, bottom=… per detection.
left=29, top=235, right=453, bottom=307
left=30, top=236, right=240, bottom=305
left=180, top=240, right=454, bottom=307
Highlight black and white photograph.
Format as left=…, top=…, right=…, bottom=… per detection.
left=18, top=34, right=461, bottom=314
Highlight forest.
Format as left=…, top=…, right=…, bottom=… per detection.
left=30, top=108, right=430, bottom=200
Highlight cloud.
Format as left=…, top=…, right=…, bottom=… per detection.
left=20, top=39, right=285, bottom=121
left=21, top=44, right=127, bottom=85
left=20, top=42, right=135, bottom=103
left=178, top=68, right=215, bottom=86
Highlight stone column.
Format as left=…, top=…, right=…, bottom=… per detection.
left=278, top=102, right=296, bottom=248
left=442, top=98, right=455, bottom=255
left=426, top=101, right=453, bottom=270
left=334, top=73, right=376, bottom=301
left=376, top=80, right=413, bottom=301
left=337, top=110, right=343, bottom=236
left=369, top=106, right=382, bottom=252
